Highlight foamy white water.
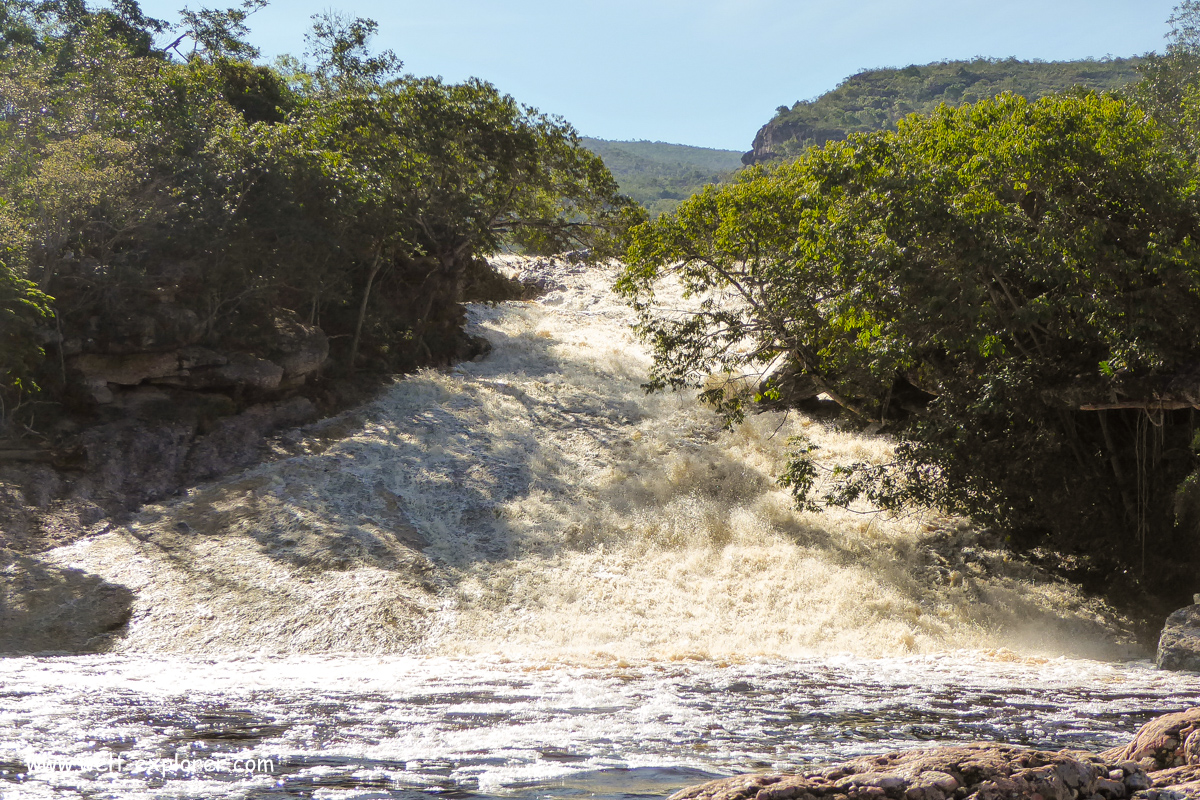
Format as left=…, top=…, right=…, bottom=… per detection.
left=41, top=258, right=1137, bottom=659
left=1, top=653, right=1198, bottom=799
left=7, top=258, right=1192, bottom=800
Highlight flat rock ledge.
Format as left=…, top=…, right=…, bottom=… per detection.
left=671, top=709, right=1200, bottom=800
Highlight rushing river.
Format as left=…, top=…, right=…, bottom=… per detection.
left=3, top=654, right=1200, bottom=799
left=7, top=259, right=1181, bottom=798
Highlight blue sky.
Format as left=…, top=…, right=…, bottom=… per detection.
left=134, top=0, right=1180, bottom=151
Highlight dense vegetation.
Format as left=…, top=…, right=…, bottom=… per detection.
left=0, top=0, right=633, bottom=433
left=580, top=138, right=743, bottom=218
left=749, top=57, right=1143, bottom=162
left=621, top=5, right=1200, bottom=609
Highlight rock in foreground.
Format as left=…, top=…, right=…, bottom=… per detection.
left=1159, top=604, right=1200, bottom=672
left=671, top=709, right=1200, bottom=800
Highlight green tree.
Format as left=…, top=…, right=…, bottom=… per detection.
left=0, top=259, right=50, bottom=425
left=1131, top=1, right=1200, bottom=156
left=621, top=91, right=1200, bottom=601
left=266, top=13, right=632, bottom=371
left=0, top=0, right=631, bottom=432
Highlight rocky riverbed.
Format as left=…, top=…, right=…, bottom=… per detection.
left=672, top=709, right=1200, bottom=800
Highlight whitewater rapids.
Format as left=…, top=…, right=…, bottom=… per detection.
left=42, top=258, right=1140, bottom=661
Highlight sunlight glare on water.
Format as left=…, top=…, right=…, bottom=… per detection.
left=2, top=654, right=1200, bottom=799
left=7, top=259, right=1178, bottom=800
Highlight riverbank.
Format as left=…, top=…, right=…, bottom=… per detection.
left=671, top=707, right=1200, bottom=800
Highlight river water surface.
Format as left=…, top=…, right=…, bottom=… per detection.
left=3, top=654, right=1200, bottom=799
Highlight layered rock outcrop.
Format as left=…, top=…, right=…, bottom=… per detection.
left=67, top=315, right=328, bottom=404
left=0, top=397, right=318, bottom=553
left=671, top=709, right=1200, bottom=800
left=2, top=298, right=332, bottom=551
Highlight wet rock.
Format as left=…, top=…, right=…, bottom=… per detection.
left=681, top=726, right=1200, bottom=800
left=1123, top=777, right=1152, bottom=796
left=1157, top=605, right=1200, bottom=672
left=0, top=549, right=133, bottom=653
left=669, top=744, right=1111, bottom=800
left=671, top=711, right=1200, bottom=800
left=1103, top=709, right=1200, bottom=769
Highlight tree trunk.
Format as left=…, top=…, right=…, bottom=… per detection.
left=349, top=247, right=384, bottom=375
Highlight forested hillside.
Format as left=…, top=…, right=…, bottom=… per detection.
left=747, top=57, right=1142, bottom=162
left=581, top=138, right=742, bottom=217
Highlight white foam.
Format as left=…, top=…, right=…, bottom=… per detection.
left=40, top=258, right=1139, bottom=660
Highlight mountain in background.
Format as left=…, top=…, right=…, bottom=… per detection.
left=580, top=138, right=743, bottom=217
left=586, top=58, right=1144, bottom=214
left=746, top=57, right=1142, bottom=164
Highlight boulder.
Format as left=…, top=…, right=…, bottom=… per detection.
left=211, top=353, right=285, bottom=391
left=1103, top=708, right=1200, bottom=768
left=70, top=352, right=184, bottom=403
left=270, top=315, right=329, bottom=383
left=670, top=711, right=1200, bottom=800
left=670, top=744, right=1120, bottom=800
left=1157, top=603, right=1200, bottom=672
left=156, top=352, right=285, bottom=392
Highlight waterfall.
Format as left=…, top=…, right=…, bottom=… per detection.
left=43, top=258, right=1140, bottom=661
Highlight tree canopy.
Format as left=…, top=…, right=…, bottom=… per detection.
left=621, top=85, right=1200, bottom=602
left=0, top=0, right=633, bottom=430
left=750, top=57, right=1143, bottom=163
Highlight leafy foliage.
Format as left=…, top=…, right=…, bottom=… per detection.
left=0, top=260, right=50, bottom=404
left=0, top=0, right=631, bottom=428
left=752, top=57, right=1142, bottom=162
left=1131, top=1, right=1200, bottom=157
left=621, top=89, right=1200, bottom=599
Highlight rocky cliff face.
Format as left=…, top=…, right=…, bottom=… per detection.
left=742, top=118, right=846, bottom=165
left=1, top=303, right=331, bottom=555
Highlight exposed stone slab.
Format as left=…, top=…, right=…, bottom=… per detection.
left=671, top=710, right=1200, bottom=800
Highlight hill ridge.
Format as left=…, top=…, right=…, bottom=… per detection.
left=747, top=55, right=1143, bottom=163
